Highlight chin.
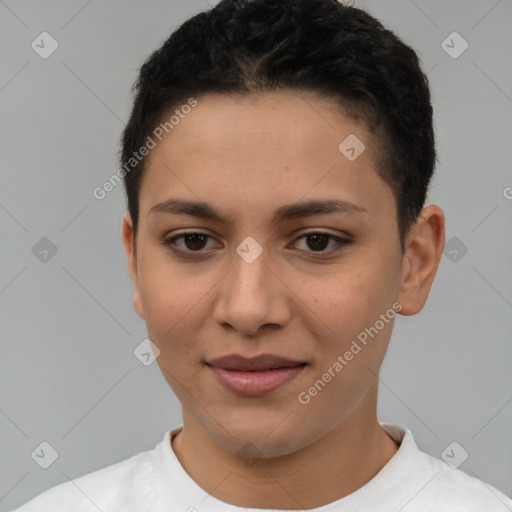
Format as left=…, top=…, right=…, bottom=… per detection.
left=206, top=409, right=314, bottom=459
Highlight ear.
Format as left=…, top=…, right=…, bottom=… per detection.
left=121, top=213, right=145, bottom=320
left=397, top=205, right=445, bottom=316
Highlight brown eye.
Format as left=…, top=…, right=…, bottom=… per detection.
left=163, top=232, right=214, bottom=253
left=181, top=233, right=208, bottom=251
left=294, top=231, right=350, bottom=256
left=305, top=233, right=330, bottom=251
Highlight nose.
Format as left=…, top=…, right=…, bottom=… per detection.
left=212, top=244, right=291, bottom=337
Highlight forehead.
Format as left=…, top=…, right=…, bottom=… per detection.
left=139, top=91, right=393, bottom=221
left=151, top=91, right=368, bottom=163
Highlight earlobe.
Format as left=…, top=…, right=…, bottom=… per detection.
left=397, top=205, right=445, bottom=316
left=121, top=214, right=145, bottom=320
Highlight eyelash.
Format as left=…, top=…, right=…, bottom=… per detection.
left=162, top=231, right=351, bottom=258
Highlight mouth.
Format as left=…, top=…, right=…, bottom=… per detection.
left=205, top=354, right=308, bottom=396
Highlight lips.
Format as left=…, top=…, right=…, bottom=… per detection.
left=206, top=353, right=306, bottom=371
left=205, top=354, right=307, bottom=396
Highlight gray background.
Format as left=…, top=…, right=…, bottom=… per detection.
left=1, top=0, right=511, bottom=509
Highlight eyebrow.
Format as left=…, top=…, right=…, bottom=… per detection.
left=148, top=198, right=368, bottom=225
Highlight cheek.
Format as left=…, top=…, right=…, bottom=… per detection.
left=307, top=265, right=393, bottom=336
left=302, top=254, right=400, bottom=373
left=136, top=247, right=205, bottom=352
left=301, top=278, right=396, bottom=419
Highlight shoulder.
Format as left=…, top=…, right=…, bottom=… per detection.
left=11, top=444, right=160, bottom=512
left=380, top=423, right=512, bottom=511
left=408, top=446, right=512, bottom=511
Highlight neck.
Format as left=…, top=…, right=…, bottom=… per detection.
left=171, top=388, right=399, bottom=509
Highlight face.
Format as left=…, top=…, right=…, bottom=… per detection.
left=122, top=91, right=433, bottom=458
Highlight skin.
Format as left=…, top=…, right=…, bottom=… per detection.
left=121, top=91, right=445, bottom=509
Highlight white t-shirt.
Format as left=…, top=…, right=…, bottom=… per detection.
left=11, top=422, right=512, bottom=511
